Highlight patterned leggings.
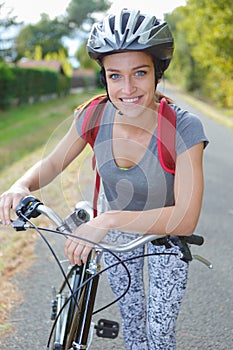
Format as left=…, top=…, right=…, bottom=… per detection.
left=103, top=230, right=189, bottom=350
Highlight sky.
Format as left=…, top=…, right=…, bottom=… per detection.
left=3, top=0, right=186, bottom=23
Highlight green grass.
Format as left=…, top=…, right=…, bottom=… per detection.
left=0, top=89, right=104, bottom=172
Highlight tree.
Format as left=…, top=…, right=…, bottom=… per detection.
left=66, top=0, right=111, bottom=72
left=76, top=41, right=98, bottom=69
left=165, top=7, right=205, bottom=92
left=166, top=0, right=233, bottom=107
left=34, top=45, right=42, bottom=60
left=66, top=0, right=111, bottom=31
left=182, top=0, right=233, bottom=107
left=12, top=0, right=111, bottom=68
left=0, top=3, right=22, bottom=61
left=14, top=14, right=69, bottom=60
left=45, top=49, right=73, bottom=77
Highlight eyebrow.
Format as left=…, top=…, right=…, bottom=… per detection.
left=106, top=64, right=151, bottom=72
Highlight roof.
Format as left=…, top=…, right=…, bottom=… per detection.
left=72, top=68, right=95, bottom=77
left=17, top=60, right=65, bottom=74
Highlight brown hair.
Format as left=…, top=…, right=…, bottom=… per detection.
left=155, top=90, right=174, bottom=104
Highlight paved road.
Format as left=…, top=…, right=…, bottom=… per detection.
left=2, top=85, right=233, bottom=349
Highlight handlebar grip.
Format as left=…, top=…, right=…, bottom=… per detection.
left=185, top=234, right=204, bottom=246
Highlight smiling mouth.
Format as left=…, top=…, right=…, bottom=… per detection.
left=121, top=97, right=140, bottom=103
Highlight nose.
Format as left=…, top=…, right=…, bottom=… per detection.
left=122, top=76, right=136, bottom=95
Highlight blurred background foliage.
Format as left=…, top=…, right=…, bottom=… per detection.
left=0, top=0, right=232, bottom=108
left=165, top=0, right=233, bottom=107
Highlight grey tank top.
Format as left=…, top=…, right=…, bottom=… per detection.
left=76, top=100, right=208, bottom=211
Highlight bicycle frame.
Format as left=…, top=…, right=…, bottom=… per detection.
left=10, top=196, right=212, bottom=350
left=68, top=250, right=101, bottom=349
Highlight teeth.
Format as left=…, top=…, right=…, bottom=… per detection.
left=122, top=97, right=139, bottom=103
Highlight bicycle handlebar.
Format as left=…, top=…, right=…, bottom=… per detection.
left=10, top=196, right=205, bottom=259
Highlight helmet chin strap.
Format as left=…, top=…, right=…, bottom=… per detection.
left=107, top=88, right=124, bottom=115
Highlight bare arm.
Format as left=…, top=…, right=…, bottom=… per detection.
left=0, top=121, right=87, bottom=224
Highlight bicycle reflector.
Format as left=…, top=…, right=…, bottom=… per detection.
left=95, top=319, right=119, bottom=339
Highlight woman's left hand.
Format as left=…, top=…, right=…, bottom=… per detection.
left=64, top=215, right=109, bottom=266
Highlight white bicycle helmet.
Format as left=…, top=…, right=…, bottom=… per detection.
left=87, top=8, right=174, bottom=72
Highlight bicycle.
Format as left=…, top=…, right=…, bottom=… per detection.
left=10, top=195, right=212, bottom=350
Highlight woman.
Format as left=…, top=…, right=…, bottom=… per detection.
left=0, top=9, right=208, bottom=350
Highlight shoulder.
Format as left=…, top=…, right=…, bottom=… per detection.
left=170, top=104, right=208, bottom=139
left=170, top=104, right=203, bottom=128
left=75, top=98, right=113, bottom=121
left=74, top=98, right=114, bottom=139
left=170, top=104, right=209, bottom=153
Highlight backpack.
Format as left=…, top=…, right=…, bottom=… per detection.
left=75, top=94, right=176, bottom=217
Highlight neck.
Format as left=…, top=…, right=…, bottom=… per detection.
left=114, top=107, right=158, bottom=135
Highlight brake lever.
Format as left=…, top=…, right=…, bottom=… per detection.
left=15, top=196, right=42, bottom=219
left=10, top=196, right=43, bottom=231
left=193, top=255, right=213, bottom=269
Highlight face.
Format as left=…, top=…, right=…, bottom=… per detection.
left=102, top=51, right=156, bottom=118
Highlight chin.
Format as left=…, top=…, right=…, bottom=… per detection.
left=116, top=102, right=147, bottom=118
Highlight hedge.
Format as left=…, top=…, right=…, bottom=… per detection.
left=0, top=63, right=71, bottom=109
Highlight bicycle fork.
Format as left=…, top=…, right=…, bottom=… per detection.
left=71, top=249, right=102, bottom=350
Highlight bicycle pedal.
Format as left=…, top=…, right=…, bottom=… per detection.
left=95, top=318, right=119, bottom=339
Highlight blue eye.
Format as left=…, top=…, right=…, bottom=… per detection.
left=135, top=70, right=146, bottom=77
left=110, top=73, right=120, bottom=80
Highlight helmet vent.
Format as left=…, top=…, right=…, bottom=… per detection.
left=121, top=12, right=130, bottom=34
left=133, top=15, right=145, bottom=34
left=109, top=16, right=115, bottom=34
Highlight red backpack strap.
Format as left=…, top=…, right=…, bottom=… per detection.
left=93, top=171, right=101, bottom=218
left=81, top=95, right=107, bottom=150
left=80, top=95, right=107, bottom=217
left=157, top=98, right=176, bottom=174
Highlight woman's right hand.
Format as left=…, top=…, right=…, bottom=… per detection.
left=0, top=186, right=31, bottom=225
